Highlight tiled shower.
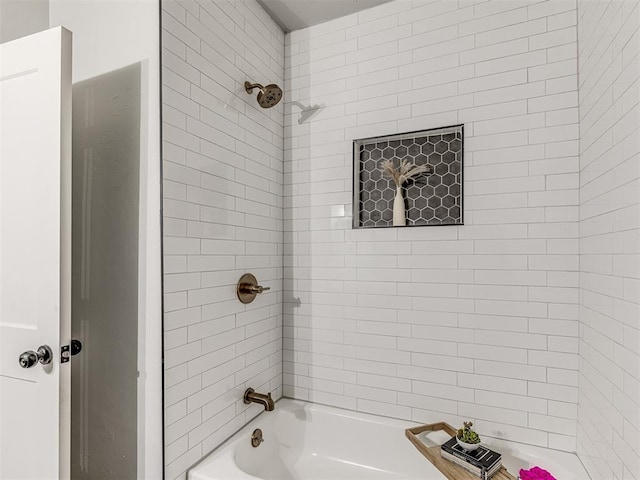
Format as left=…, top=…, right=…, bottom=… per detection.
left=162, top=2, right=284, bottom=477
left=161, top=1, right=640, bottom=479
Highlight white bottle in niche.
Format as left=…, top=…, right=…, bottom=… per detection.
left=393, top=186, right=406, bottom=226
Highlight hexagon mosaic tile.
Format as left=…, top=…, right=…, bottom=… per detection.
left=353, top=125, right=463, bottom=228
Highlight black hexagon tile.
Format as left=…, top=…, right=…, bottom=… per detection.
left=353, top=125, right=463, bottom=228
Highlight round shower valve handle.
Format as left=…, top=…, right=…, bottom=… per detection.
left=237, top=273, right=270, bottom=304
left=19, top=345, right=53, bottom=368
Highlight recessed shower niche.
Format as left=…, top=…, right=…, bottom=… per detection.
left=353, top=125, right=463, bottom=228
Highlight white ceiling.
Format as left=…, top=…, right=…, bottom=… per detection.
left=257, top=0, right=395, bottom=32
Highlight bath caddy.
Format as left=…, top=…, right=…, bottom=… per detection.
left=405, top=422, right=516, bottom=480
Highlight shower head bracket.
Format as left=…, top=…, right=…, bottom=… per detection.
left=244, top=81, right=263, bottom=94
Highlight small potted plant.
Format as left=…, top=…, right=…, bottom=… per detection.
left=456, top=421, right=481, bottom=452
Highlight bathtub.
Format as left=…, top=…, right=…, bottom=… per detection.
left=189, top=399, right=589, bottom=480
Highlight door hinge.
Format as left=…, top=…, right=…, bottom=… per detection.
left=61, top=339, right=83, bottom=363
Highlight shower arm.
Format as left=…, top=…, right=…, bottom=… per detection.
left=244, top=81, right=264, bottom=94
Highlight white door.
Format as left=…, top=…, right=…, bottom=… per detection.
left=0, top=27, right=72, bottom=480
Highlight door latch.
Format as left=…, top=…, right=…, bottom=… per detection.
left=61, top=339, right=83, bottom=363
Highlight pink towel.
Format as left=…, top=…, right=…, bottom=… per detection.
left=519, top=466, right=557, bottom=480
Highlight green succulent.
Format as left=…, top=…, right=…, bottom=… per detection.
left=457, top=421, right=481, bottom=444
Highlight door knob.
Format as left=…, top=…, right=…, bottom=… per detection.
left=18, top=345, right=53, bottom=368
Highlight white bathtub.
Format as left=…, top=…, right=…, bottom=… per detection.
left=189, top=399, right=589, bottom=480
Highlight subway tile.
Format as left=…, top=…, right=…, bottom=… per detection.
left=475, top=18, right=547, bottom=47
left=357, top=399, right=411, bottom=419
left=398, top=392, right=458, bottom=415
left=399, top=25, right=458, bottom=53
left=458, top=314, right=529, bottom=333
left=345, top=358, right=398, bottom=377
left=345, top=383, right=396, bottom=404
left=546, top=75, right=578, bottom=95
left=473, top=269, right=547, bottom=286
left=413, top=36, right=476, bottom=63
left=358, top=25, right=413, bottom=49
left=529, top=350, right=579, bottom=370
left=474, top=113, right=545, bottom=136
left=476, top=300, right=547, bottom=318
left=459, top=402, right=528, bottom=427
left=398, top=0, right=457, bottom=25
left=396, top=364, right=457, bottom=385
left=464, top=188, right=526, bottom=208
left=165, top=363, right=189, bottom=389
left=465, top=131, right=530, bottom=152
left=460, top=6, right=528, bottom=36
left=471, top=175, right=545, bottom=195
left=459, top=284, right=528, bottom=301
left=474, top=81, right=546, bottom=106
left=458, top=255, right=529, bottom=270
left=458, top=373, right=527, bottom=395
left=475, top=50, right=547, bottom=76
left=412, top=6, right=474, bottom=35
left=413, top=380, right=473, bottom=402
left=530, top=27, right=577, bottom=50
left=459, top=99, right=527, bottom=122
left=413, top=352, right=474, bottom=373
left=462, top=38, right=529, bottom=65
left=460, top=69, right=528, bottom=95
left=528, top=0, right=576, bottom=20
left=357, top=372, right=411, bottom=392
left=398, top=310, right=458, bottom=327
left=475, top=239, right=547, bottom=255
left=529, top=91, right=579, bottom=112
left=396, top=338, right=457, bottom=355
left=528, top=382, right=578, bottom=402
left=476, top=390, right=547, bottom=414
left=161, top=0, right=608, bottom=474
left=458, top=342, right=529, bottom=363
left=475, top=360, right=547, bottom=382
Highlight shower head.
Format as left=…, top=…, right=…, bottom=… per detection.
left=244, top=81, right=283, bottom=108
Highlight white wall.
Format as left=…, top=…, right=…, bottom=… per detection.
left=49, top=1, right=163, bottom=478
left=284, top=0, right=581, bottom=452
left=576, top=0, right=640, bottom=478
left=160, top=1, right=284, bottom=478
left=0, top=0, right=48, bottom=43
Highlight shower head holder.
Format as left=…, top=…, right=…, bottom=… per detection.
left=244, top=81, right=263, bottom=94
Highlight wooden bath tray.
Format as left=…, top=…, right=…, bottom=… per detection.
left=405, top=422, right=516, bottom=480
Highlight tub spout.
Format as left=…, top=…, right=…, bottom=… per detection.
left=244, top=388, right=275, bottom=411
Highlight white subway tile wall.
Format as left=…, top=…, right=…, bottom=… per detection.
left=577, top=1, right=640, bottom=479
left=161, top=0, right=640, bottom=477
left=284, top=0, right=581, bottom=452
left=161, top=1, right=284, bottom=479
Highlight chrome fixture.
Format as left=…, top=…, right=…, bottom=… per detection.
left=244, top=388, right=275, bottom=411
left=251, top=428, right=264, bottom=448
left=237, top=273, right=270, bottom=304
left=19, top=345, right=53, bottom=368
left=244, top=81, right=283, bottom=108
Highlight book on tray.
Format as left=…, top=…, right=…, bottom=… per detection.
left=440, top=437, right=502, bottom=480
